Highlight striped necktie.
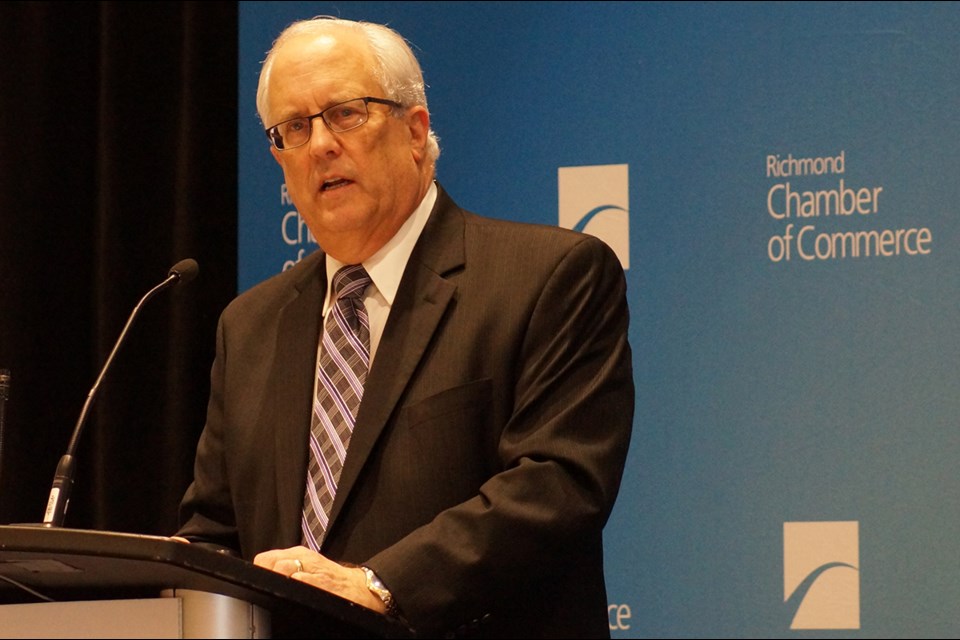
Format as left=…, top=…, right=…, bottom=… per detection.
left=302, top=264, right=371, bottom=550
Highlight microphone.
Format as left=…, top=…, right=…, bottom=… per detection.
left=42, top=259, right=199, bottom=527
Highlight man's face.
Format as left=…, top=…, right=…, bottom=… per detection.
left=265, top=29, right=429, bottom=263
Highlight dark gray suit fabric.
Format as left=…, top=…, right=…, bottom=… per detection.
left=177, top=185, right=635, bottom=638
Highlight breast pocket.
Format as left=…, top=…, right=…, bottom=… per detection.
left=385, top=379, right=497, bottom=515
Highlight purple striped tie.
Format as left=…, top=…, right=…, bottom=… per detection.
left=302, top=264, right=371, bottom=550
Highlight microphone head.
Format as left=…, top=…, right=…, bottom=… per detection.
left=169, top=258, right=199, bottom=284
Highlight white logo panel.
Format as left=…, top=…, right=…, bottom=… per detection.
left=783, top=521, right=860, bottom=630
left=558, top=164, right=630, bottom=269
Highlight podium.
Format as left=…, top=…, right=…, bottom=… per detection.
left=0, top=526, right=414, bottom=638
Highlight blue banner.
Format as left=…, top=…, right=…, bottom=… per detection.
left=239, top=3, right=960, bottom=636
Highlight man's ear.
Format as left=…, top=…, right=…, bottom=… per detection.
left=406, top=105, right=430, bottom=162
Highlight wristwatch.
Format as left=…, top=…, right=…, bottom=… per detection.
left=361, top=565, right=401, bottom=619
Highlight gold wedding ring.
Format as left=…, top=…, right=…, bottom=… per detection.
left=294, top=559, right=304, bottom=573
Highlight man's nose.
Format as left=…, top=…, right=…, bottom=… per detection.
left=307, top=117, right=341, bottom=156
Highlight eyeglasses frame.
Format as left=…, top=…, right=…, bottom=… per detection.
left=264, top=96, right=403, bottom=150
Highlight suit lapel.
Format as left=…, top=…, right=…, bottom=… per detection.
left=271, top=253, right=327, bottom=546
left=325, top=188, right=466, bottom=537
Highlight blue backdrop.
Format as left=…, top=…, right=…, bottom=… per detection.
left=238, top=3, right=960, bottom=636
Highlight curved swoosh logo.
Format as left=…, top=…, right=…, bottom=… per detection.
left=784, top=561, right=858, bottom=627
left=573, top=204, right=627, bottom=233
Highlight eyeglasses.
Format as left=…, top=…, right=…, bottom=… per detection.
left=265, top=96, right=402, bottom=150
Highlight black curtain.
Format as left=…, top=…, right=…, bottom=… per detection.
left=0, top=1, right=239, bottom=535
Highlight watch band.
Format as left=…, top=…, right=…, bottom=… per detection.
left=361, top=565, right=401, bottom=619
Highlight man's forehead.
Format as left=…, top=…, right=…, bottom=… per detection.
left=268, top=31, right=377, bottom=101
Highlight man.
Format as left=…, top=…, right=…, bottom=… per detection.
left=177, top=16, right=634, bottom=638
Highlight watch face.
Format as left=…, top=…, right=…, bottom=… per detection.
left=364, top=567, right=388, bottom=595
left=362, top=566, right=396, bottom=616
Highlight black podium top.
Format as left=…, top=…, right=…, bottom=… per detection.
left=0, top=525, right=414, bottom=639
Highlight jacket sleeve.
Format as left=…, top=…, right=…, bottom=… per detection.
left=175, top=312, right=242, bottom=553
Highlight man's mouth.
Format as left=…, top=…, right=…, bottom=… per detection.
left=321, top=178, right=352, bottom=191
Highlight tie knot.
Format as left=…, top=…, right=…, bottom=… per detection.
left=332, top=265, right=371, bottom=301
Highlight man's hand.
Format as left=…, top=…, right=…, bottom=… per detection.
left=254, top=546, right=385, bottom=614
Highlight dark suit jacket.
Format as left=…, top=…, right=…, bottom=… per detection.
left=177, top=185, right=634, bottom=638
